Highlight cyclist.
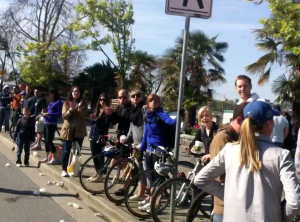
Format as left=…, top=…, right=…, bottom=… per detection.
left=189, top=106, right=218, bottom=162
left=194, top=101, right=300, bottom=222
left=138, top=94, right=178, bottom=211
left=87, top=93, right=110, bottom=182
left=126, top=90, right=146, bottom=201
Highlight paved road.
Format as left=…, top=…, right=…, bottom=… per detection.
left=0, top=139, right=107, bottom=222
left=0, top=153, right=77, bottom=222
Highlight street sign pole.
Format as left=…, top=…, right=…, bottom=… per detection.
left=169, top=16, right=190, bottom=222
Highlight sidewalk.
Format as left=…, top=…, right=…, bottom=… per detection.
left=0, top=131, right=209, bottom=222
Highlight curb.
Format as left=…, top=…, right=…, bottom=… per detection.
left=0, top=135, right=139, bottom=222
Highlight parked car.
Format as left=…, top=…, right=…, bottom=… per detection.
left=167, top=111, right=184, bottom=133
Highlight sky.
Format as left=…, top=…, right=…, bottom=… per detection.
left=84, top=0, right=284, bottom=102
left=0, top=0, right=284, bottom=102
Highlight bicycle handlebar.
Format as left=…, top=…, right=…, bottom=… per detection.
left=149, top=144, right=174, bottom=156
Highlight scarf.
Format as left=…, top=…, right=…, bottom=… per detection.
left=131, top=101, right=145, bottom=125
left=145, top=107, right=163, bottom=119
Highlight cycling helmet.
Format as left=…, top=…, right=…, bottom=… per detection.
left=102, top=145, right=120, bottom=158
left=154, top=161, right=170, bottom=176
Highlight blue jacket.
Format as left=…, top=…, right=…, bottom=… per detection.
left=139, top=107, right=176, bottom=153
left=44, top=100, right=63, bottom=124
left=0, top=91, right=12, bottom=108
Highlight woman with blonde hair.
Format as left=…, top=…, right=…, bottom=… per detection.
left=189, top=106, right=218, bottom=162
left=194, top=101, right=300, bottom=222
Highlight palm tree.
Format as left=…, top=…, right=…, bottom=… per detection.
left=128, top=50, right=157, bottom=94
left=162, top=30, right=228, bottom=126
left=245, top=29, right=285, bottom=85
left=73, top=61, right=118, bottom=110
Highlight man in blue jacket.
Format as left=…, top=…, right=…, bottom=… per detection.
left=0, top=85, right=12, bottom=133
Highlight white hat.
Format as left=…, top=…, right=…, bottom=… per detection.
left=3, top=85, right=9, bottom=90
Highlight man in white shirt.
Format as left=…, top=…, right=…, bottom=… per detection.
left=271, top=104, right=289, bottom=147
left=235, top=75, right=265, bottom=105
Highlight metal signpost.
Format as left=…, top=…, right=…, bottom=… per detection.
left=165, top=0, right=213, bottom=221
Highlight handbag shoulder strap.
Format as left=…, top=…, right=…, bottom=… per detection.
left=72, top=141, right=81, bottom=156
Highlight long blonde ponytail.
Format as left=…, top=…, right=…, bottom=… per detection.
left=239, top=117, right=262, bottom=172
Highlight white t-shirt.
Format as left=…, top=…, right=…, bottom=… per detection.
left=236, top=93, right=266, bottom=105
left=271, top=115, right=289, bottom=143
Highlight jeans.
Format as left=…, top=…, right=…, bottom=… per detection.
left=17, top=137, right=30, bottom=164
left=62, top=138, right=84, bottom=171
left=213, top=213, right=223, bottom=222
left=43, top=124, right=57, bottom=153
left=90, top=140, right=105, bottom=172
left=0, top=108, right=10, bottom=132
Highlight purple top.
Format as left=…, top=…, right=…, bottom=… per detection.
left=44, top=100, right=63, bottom=124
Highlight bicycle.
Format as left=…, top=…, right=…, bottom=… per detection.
left=150, top=151, right=213, bottom=222
left=9, top=111, right=22, bottom=139
left=124, top=144, right=195, bottom=219
left=79, top=135, right=119, bottom=194
left=104, top=143, right=140, bottom=204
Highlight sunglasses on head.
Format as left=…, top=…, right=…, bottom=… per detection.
left=131, top=94, right=141, bottom=98
left=118, top=96, right=127, bottom=99
left=99, top=98, right=106, bottom=101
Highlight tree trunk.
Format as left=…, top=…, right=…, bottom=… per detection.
left=185, top=105, right=197, bottom=127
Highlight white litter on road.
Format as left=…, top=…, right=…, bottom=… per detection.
left=5, top=163, right=10, bottom=167
left=60, top=220, right=65, bottom=222
left=39, top=188, right=47, bottom=193
left=73, top=203, right=80, bottom=209
left=67, top=202, right=74, bottom=207
left=33, top=191, right=40, bottom=195
left=94, top=213, right=102, bottom=217
left=57, top=182, right=64, bottom=186
left=39, top=173, right=45, bottom=176
left=47, top=181, right=56, bottom=185
left=32, top=151, right=38, bottom=157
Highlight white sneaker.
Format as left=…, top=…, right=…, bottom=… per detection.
left=61, top=170, right=69, bottom=177
left=138, top=203, right=150, bottom=212
left=129, top=194, right=145, bottom=201
left=30, top=141, right=37, bottom=147
left=138, top=198, right=150, bottom=206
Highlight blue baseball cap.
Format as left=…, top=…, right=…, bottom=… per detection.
left=243, top=101, right=280, bottom=125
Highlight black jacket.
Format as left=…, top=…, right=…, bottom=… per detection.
left=27, top=96, right=47, bottom=117
left=110, top=102, right=132, bottom=138
left=189, top=122, right=219, bottom=154
left=0, top=91, right=12, bottom=108
left=14, top=116, right=35, bottom=141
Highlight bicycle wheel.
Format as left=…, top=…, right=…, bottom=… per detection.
left=186, top=191, right=214, bottom=222
left=79, top=153, right=108, bottom=194
left=124, top=169, right=170, bottom=219
left=151, top=177, right=196, bottom=222
left=104, top=158, right=139, bottom=204
left=9, top=123, right=16, bottom=139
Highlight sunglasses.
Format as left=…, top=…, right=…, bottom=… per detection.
left=131, top=94, right=141, bottom=98
left=118, top=96, right=127, bottom=99
left=100, top=99, right=106, bottom=102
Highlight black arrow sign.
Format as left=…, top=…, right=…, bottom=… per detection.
left=183, top=0, right=204, bottom=9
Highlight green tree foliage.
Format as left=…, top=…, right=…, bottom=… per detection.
left=162, top=30, right=228, bottom=125
left=74, top=0, right=134, bottom=88
left=73, top=61, right=118, bottom=111
left=7, top=0, right=83, bottom=87
left=245, top=0, right=300, bottom=107
left=128, top=50, right=163, bottom=95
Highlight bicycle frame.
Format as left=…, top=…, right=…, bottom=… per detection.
left=173, top=157, right=204, bottom=207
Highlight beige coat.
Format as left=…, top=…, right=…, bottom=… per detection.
left=60, top=101, right=87, bottom=141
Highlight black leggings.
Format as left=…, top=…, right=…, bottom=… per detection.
left=90, top=140, right=105, bottom=171
left=44, top=124, right=57, bottom=153
left=144, top=152, right=165, bottom=188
